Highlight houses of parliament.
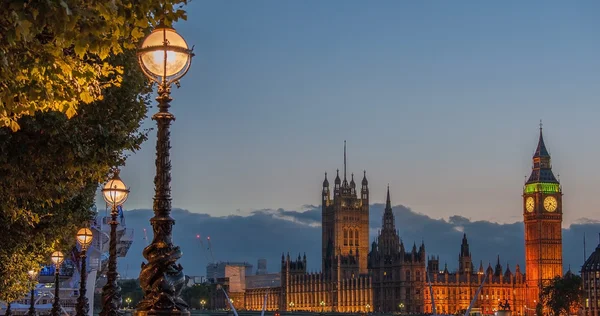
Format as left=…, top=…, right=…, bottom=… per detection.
left=231, top=127, right=563, bottom=315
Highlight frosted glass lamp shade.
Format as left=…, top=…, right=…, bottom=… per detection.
left=102, top=173, right=129, bottom=206
left=138, top=26, right=192, bottom=83
left=76, top=227, right=94, bottom=248
left=51, top=251, right=64, bottom=266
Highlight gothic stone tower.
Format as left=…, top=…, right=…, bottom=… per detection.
left=523, top=124, right=563, bottom=309
left=322, top=141, right=370, bottom=274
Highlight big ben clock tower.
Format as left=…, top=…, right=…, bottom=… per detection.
left=523, top=123, right=563, bottom=312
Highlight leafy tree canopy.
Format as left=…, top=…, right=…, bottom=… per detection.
left=540, top=273, right=583, bottom=316
left=0, top=0, right=187, bottom=130
left=0, top=47, right=151, bottom=302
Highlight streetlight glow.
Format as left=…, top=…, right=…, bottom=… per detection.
left=138, top=25, right=193, bottom=86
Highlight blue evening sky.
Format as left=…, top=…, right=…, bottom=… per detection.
left=108, top=1, right=600, bottom=225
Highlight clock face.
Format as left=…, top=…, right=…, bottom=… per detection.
left=544, top=196, right=558, bottom=212
left=525, top=197, right=535, bottom=213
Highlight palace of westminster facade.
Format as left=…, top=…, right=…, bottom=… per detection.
left=231, top=128, right=564, bottom=315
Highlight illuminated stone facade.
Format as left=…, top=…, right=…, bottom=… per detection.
left=231, top=129, right=563, bottom=315
left=368, top=187, right=426, bottom=314
left=522, top=126, right=563, bottom=310
left=424, top=237, right=526, bottom=315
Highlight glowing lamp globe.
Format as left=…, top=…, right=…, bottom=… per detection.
left=76, top=227, right=94, bottom=248
left=102, top=172, right=129, bottom=206
left=51, top=251, right=65, bottom=266
left=138, top=25, right=193, bottom=85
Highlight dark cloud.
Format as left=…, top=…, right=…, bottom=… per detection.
left=118, top=205, right=599, bottom=279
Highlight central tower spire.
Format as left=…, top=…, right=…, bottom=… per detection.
left=344, top=140, right=347, bottom=182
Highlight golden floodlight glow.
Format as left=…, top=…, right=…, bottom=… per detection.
left=76, top=227, right=94, bottom=248
left=138, top=26, right=193, bottom=84
left=51, top=251, right=65, bottom=266
left=102, top=172, right=129, bottom=206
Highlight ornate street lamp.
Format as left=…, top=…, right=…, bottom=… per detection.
left=320, top=300, right=325, bottom=314
left=200, top=300, right=206, bottom=310
left=288, top=302, right=294, bottom=311
left=28, top=269, right=39, bottom=316
left=365, top=304, right=370, bottom=313
left=100, top=171, right=129, bottom=316
left=50, top=251, right=65, bottom=316
left=135, top=21, right=193, bottom=316
left=125, top=298, right=132, bottom=309
left=76, top=228, right=94, bottom=316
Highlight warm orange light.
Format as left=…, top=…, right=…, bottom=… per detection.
left=102, top=172, right=129, bottom=206
left=51, top=251, right=64, bottom=266
left=76, top=227, right=94, bottom=249
left=138, top=26, right=192, bottom=83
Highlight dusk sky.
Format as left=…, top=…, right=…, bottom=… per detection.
left=102, top=1, right=600, bottom=226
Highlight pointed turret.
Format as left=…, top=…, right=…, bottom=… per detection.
left=382, top=185, right=395, bottom=229
left=504, top=263, right=512, bottom=278
left=534, top=122, right=550, bottom=158
left=494, top=255, right=503, bottom=276
left=361, top=170, right=369, bottom=201
left=342, top=140, right=349, bottom=187
left=478, top=261, right=484, bottom=274
left=334, top=169, right=341, bottom=185
left=486, top=262, right=494, bottom=275
left=460, top=233, right=470, bottom=257
left=459, top=234, right=472, bottom=274
left=323, top=172, right=329, bottom=187
left=526, top=122, right=559, bottom=184
left=443, top=262, right=449, bottom=274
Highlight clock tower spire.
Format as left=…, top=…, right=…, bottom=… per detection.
left=523, top=122, right=563, bottom=313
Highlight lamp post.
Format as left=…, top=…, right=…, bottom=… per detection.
left=100, top=171, right=130, bottom=316
left=398, top=302, right=405, bottom=314
left=76, top=227, right=94, bottom=316
left=125, top=298, right=132, bottom=309
left=200, top=300, right=206, bottom=310
left=135, top=21, right=193, bottom=316
left=365, top=304, right=370, bottom=313
left=288, top=302, right=294, bottom=312
left=28, top=269, right=39, bottom=316
left=50, top=251, right=65, bottom=316
left=319, top=300, right=325, bottom=314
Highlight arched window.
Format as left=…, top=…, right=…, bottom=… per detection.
left=405, top=270, right=411, bottom=281
left=349, top=230, right=354, bottom=246
left=343, top=229, right=348, bottom=246
left=355, top=229, right=359, bottom=246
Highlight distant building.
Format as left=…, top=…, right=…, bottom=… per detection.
left=425, top=238, right=526, bottom=315
left=368, top=187, right=426, bottom=313
left=257, top=259, right=268, bottom=275
left=582, top=238, right=600, bottom=315
left=218, top=129, right=564, bottom=315
left=206, top=261, right=253, bottom=284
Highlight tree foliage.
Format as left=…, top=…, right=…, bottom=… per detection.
left=540, top=274, right=583, bottom=315
left=181, top=284, right=211, bottom=309
left=0, top=47, right=151, bottom=302
left=0, top=0, right=188, bottom=130
left=119, top=279, right=144, bottom=308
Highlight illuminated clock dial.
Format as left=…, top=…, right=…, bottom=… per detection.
left=543, top=196, right=558, bottom=212
left=525, top=197, right=535, bottom=213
